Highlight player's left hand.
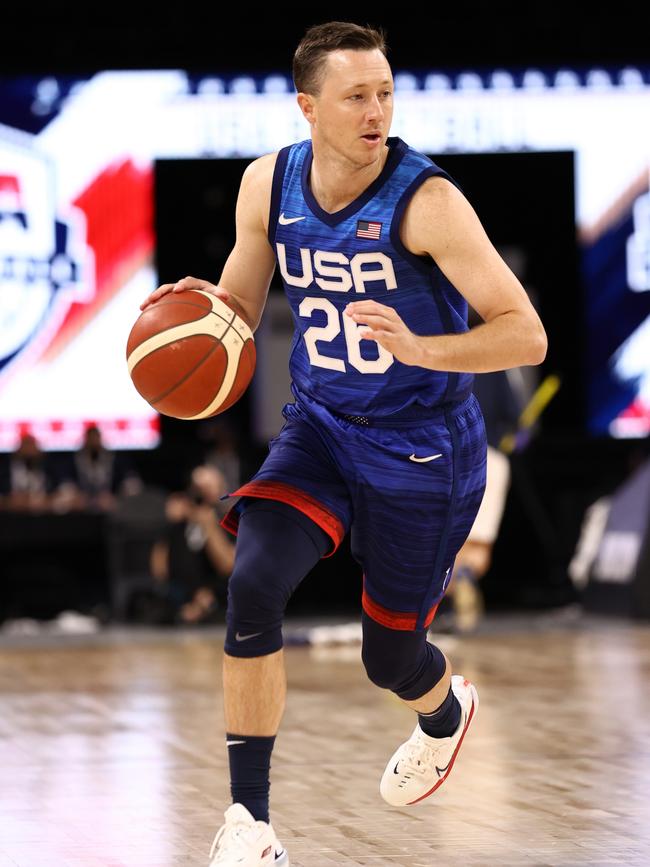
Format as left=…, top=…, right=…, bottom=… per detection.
left=344, top=300, right=423, bottom=367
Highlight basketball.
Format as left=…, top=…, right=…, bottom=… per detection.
left=126, top=289, right=256, bottom=419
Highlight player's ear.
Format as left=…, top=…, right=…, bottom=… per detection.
left=296, top=92, right=315, bottom=125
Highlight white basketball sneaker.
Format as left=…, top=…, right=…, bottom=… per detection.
left=380, top=674, right=478, bottom=807
left=208, top=803, right=289, bottom=866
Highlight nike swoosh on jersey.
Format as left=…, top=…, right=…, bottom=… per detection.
left=235, top=631, right=263, bottom=641
left=409, top=453, right=443, bottom=463
left=279, top=213, right=306, bottom=225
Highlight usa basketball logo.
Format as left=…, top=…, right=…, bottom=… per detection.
left=0, top=138, right=90, bottom=384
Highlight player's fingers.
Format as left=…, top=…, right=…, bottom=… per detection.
left=346, top=300, right=395, bottom=315
left=139, top=283, right=175, bottom=310
left=173, top=277, right=232, bottom=304
left=350, top=311, right=397, bottom=328
left=140, top=279, right=230, bottom=310
left=172, top=275, right=213, bottom=292
left=347, top=307, right=397, bottom=324
left=360, top=329, right=388, bottom=340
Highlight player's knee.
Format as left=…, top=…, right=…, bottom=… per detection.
left=224, top=560, right=286, bottom=658
left=224, top=498, right=329, bottom=659
left=227, top=559, right=287, bottom=618
left=361, top=610, right=447, bottom=699
left=361, top=630, right=423, bottom=691
left=360, top=611, right=422, bottom=689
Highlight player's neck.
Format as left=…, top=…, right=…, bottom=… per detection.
left=309, top=141, right=390, bottom=214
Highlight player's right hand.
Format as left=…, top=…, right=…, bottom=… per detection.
left=139, top=275, right=231, bottom=310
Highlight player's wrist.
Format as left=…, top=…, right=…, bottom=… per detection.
left=413, top=335, right=432, bottom=369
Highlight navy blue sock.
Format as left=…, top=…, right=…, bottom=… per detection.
left=226, top=732, right=276, bottom=824
left=417, top=684, right=461, bottom=738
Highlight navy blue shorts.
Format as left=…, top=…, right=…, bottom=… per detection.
left=221, top=389, right=487, bottom=631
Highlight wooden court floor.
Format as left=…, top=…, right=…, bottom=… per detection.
left=0, top=611, right=649, bottom=866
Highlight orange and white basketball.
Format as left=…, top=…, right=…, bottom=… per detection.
left=126, top=289, right=256, bottom=419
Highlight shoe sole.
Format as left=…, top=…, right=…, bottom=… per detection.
left=406, top=681, right=479, bottom=805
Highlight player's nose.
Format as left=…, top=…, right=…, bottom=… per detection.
left=366, top=94, right=384, bottom=121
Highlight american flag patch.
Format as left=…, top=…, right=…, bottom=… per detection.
left=356, top=219, right=382, bottom=239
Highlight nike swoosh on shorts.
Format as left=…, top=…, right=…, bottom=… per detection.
left=235, top=631, right=263, bottom=641
left=409, top=453, right=443, bottom=463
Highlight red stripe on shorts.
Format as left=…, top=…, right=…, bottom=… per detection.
left=219, top=480, right=345, bottom=558
left=362, top=575, right=441, bottom=630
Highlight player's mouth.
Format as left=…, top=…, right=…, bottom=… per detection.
left=361, top=132, right=382, bottom=144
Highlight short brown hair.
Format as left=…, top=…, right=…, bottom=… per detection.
left=293, top=21, right=388, bottom=97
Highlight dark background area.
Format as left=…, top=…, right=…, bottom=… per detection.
left=1, top=6, right=649, bottom=621
left=3, top=5, right=649, bottom=75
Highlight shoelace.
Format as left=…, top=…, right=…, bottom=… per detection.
left=209, top=820, right=258, bottom=862
left=399, top=732, right=453, bottom=777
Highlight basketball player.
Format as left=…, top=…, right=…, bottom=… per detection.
left=141, top=21, right=547, bottom=866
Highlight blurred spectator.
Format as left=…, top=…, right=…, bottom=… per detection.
left=55, top=425, right=141, bottom=512
left=0, top=433, right=54, bottom=511
left=445, top=369, right=526, bottom=631
left=150, top=465, right=235, bottom=624
left=200, top=419, right=241, bottom=493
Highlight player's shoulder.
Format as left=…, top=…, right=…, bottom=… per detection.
left=400, top=174, right=471, bottom=257
left=390, top=139, right=462, bottom=211
left=416, top=173, right=462, bottom=204
left=242, top=137, right=310, bottom=183
left=241, top=150, right=279, bottom=190
left=238, top=152, right=279, bottom=233
left=406, top=172, right=468, bottom=226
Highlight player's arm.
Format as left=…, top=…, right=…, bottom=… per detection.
left=140, top=154, right=278, bottom=333
left=411, top=176, right=547, bottom=370
left=345, top=177, right=547, bottom=372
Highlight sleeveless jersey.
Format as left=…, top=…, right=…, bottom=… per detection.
left=268, top=135, right=473, bottom=417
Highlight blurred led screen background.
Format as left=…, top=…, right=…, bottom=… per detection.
left=1, top=66, right=649, bottom=450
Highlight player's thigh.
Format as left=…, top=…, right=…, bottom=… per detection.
left=221, top=403, right=352, bottom=556
left=351, top=394, right=487, bottom=622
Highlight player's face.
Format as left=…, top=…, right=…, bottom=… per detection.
left=308, top=49, right=394, bottom=164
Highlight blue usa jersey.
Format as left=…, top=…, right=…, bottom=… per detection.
left=268, top=135, right=473, bottom=416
